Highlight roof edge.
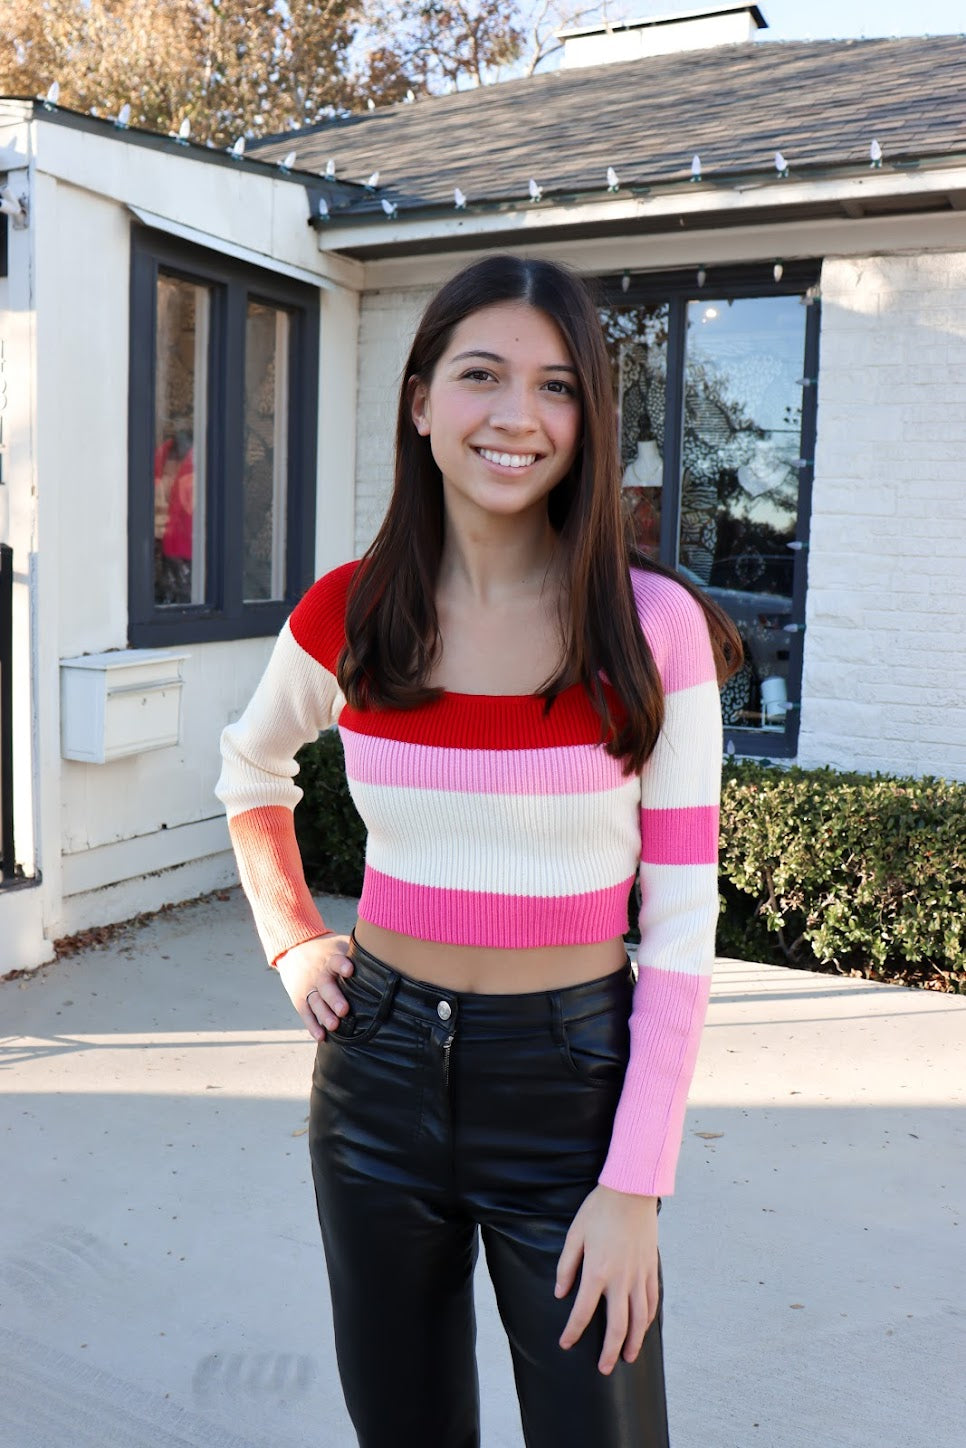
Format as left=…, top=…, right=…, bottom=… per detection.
left=312, top=155, right=966, bottom=256
left=558, top=4, right=768, bottom=41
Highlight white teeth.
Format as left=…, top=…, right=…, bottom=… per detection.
left=479, top=449, right=537, bottom=469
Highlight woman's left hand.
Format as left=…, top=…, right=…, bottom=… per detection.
left=555, top=1184, right=660, bottom=1375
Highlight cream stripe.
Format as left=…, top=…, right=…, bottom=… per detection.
left=641, top=680, right=722, bottom=810
left=216, top=622, right=345, bottom=818
left=350, top=776, right=641, bottom=896
left=635, top=862, right=720, bottom=976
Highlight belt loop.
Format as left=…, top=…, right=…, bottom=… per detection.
left=549, top=991, right=566, bottom=1048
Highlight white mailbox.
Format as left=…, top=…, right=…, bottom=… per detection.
left=60, top=650, right=189, bottom=763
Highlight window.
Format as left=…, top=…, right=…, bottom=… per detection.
left=600, top=262, right=820, bottom=757
left=129, top=229, right=319, bottom=645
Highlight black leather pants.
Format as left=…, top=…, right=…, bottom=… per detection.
left=309, top=936, right=669, bottom=1448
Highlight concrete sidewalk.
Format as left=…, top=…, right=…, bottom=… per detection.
left=1, top=888, right=964, bottom=1448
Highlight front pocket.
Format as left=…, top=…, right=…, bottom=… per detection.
left=557, top=1003, right=631, bottom=1090
left=328, top=971, right=396, bottom=1048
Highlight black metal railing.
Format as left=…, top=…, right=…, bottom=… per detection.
left=0, top=543, right=13, bottom=879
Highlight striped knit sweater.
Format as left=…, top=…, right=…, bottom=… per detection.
left=216, top=559, right=722, bottom=1196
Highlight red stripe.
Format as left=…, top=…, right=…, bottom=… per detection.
left=339, top=684, right=624, bottom=751
left=288, top=559, right=359, bottom=670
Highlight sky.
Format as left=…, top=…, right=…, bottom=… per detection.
left=570, top=0, right=966, bottom=40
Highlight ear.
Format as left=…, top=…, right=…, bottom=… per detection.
left=409, top=376, right=431, bottom=437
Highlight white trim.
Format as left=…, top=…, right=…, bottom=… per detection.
left=321, top=162, right=966, bottom=257
left=55, top=850, right=239, bottom=938
left=127, top=204, right=356, bottom=291
left=315, top=283, right=358, bottom=576
left=361, top=207, right=966, bottom=291
left=0, top=884, right=53, bottom=970
left=61, top=814, right=232, bottom=897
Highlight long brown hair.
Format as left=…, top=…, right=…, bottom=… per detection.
left=338, top=254, right=741, bottom=773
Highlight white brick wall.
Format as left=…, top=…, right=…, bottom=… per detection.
left=355, top=286, right=435, bottom=555
left=799, top=252, right=966, bottom=780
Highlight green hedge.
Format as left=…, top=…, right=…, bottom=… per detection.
left=294, top=731, right=965, bottom=991
left=719, top=760, right=965, bottom=991
left=294, top=730, right=367, bottom=898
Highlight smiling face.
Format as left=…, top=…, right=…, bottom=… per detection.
left=410, top=301, right=583, bottom=526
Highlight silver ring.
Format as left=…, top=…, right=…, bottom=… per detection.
left=305, top=988, right=322, bottom=1008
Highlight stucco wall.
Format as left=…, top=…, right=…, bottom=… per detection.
left=800, top=252, right=966, bottom=780
left=0, top=113, right=358, bottom=965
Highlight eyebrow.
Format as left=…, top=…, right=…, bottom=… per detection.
left=449, top=349, right=578, bottom=374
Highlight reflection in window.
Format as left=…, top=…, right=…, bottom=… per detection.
left=602, top=303, right=669, bottom=559
left=682, top=297, right=802, bottom=731
left=603, top=284, right=813, bottom=744
left=154, top=276, right=208, bottom=606
left=244, top=304, right=289, bottom=602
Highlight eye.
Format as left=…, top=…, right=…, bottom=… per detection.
left=543, top=378, right=578, bottom=397
left=459, top=368, right=495, bottom=383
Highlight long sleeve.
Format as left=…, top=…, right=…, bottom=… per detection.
left=215, top=563, right=356, bottom=964
left=598, top=573, right=722, bottom=1196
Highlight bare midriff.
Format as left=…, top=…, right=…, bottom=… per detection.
left=352, top=920, right=629, bottom=994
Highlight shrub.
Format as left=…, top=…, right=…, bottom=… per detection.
left=294, top=729, right=366, bottom=897
left=719, top=760, right=966, bottom=992
left=293, top=731, right=966, bottom=991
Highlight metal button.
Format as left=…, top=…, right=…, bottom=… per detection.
left=436, top=1000, right=452, bottom=1022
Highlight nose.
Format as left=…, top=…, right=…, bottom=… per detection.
left=489, top=382, right=538, bottom=434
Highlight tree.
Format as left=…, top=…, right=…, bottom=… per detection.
left=0, top=0, right=622, bottom=143
left=1, top=1, right=364, bottom=144
left=352, top=1, right=618, bottom=96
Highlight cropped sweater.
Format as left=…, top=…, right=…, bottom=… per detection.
left=215, top=559, right=723, bottom=1196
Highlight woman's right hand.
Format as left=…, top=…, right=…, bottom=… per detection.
left=274, top=933, right=354, bottom=1042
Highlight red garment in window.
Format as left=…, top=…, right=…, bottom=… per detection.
left=154, top=438, right=194, bottom=561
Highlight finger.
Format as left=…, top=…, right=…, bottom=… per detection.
left=621, top=1285, right=651, bottom=1364
left=305, top=987, right=343, bottom=1035
left=554, top=1229, right=583, bottom=1300
left=559, top=1277, right=602, bottom=1352
left=315, top=979, right=350, bottom=1020
left=297, top=1001, right=326, bottom=1043
left=598, top=1293, right=629, bottom=1376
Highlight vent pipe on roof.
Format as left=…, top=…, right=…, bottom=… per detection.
left=559, top=4, right=768, bottom=69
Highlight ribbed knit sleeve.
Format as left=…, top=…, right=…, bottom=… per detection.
left=214, top=562, right=357, bottom=964
left=598, top=571, right=722, bottom=1197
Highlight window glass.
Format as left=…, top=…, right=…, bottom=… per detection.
left=153, top=276, right=209, bottom=606
left=683, top=295, right=804, bottom=731
left=603, top=303, right=669, bottom=560
left=243, top=303, right=290, bottom=602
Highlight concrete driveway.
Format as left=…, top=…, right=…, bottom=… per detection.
left=1, top=889, right=963, bottom=1447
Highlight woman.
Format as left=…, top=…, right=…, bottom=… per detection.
left=216, top=254, right=740, bottom=1448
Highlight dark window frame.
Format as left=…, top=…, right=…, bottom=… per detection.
left=598, top=261, right=821, bottom=759
left=128, top=227, right=319, bottom=646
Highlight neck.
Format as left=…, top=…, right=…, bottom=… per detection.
left=438, top=503, right=560, bottom=604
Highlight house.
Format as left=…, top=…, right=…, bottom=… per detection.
left=2, top=1, right=965, bottom=970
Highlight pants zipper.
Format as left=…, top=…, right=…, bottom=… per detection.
left=442, top=1033, right=455, bottom=1088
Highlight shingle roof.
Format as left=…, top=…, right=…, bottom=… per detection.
left=251, top=36, right=966, bottom=217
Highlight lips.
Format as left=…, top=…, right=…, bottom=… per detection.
left=476, top=447, right=540, bottom=469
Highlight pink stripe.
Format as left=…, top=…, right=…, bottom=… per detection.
left=640, top=805, right=719, bottom=865
left=357, top=867, right=635, bottom=948
left=630, top=569, right=717, bottom=694
left=340, top=729, right=627, bottom=796
left=599, top=965, right=711, bottom=1197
